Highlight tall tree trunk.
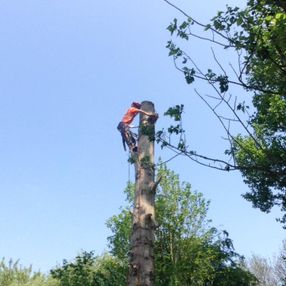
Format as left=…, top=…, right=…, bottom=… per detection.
left=128, top=101, right=157, bottom=286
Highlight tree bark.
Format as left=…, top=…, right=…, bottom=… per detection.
left=128, top=101, right=157, bottom=286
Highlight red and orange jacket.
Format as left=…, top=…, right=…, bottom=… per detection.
left=121, top=107, right=140, bottom=125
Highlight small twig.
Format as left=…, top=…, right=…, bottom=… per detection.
left=157, top=136, right=237, bottom=171
left=218, top=115, right=239, bottom=122
left=204, top=94, right=221, bottom=101
left=211, top=47, right=227, bottom=76
left=157, top=152, right=183, bottom=166
left=162, top=0, right=232, bottom=43
left=187, top=31, right=229, bottom=47
left=229, top=62, right=240, bottom=80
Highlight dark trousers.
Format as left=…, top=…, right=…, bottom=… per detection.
left=117, top=122, right=136, bottom=151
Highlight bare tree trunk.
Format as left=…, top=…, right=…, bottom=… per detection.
left=128, top=101, right=157, bottom=286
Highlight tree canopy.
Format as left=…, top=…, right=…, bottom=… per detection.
left=160, top=0, right=286, bottom=225
left=107, top=164, right=257, bottom=285
left=0, top=258, right=59, bottom=286
left=50, top=252, right=126, bottom=286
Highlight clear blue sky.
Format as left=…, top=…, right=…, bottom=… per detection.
left=0, top=0, right=284, bottom=272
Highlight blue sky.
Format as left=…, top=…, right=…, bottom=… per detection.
left=0, top=0, right=284, bottom=272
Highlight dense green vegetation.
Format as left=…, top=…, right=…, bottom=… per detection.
left=0, top=258, right=59, bottom=286
left=1, top=165, right=260, bottom=286
left=106, top=165, right=257, bottom=285
left=50, top=252, right=126, bottom=286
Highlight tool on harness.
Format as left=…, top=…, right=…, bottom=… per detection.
left=117, top=122, right=137, bottom=152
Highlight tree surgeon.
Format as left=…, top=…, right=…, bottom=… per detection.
left=117, top=102, right=158, bottom=153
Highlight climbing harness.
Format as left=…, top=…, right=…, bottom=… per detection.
left=117, top=122, right=138, bottom=152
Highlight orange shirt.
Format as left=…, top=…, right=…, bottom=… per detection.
left=121, top=107, right=140, bottom=125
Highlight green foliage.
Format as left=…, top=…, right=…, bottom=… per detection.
left=233, top=132, right=286, bottom=216
left=217, top=75, right=229, bottom=92
left=106, top=209, right=132, bottom=261
left=182, top=67, right=195, bottom=84
left=127, top=155, right=136, bottom=165
left=205, top=69, right=229, bottom=92
left=166, top=40, right=183, bottom=58
left=140, top=121, right=156, bottom=141
left=206, top=1, right=286, bottom=224
left=155, top=166, right=256, bottom=285
left=164, top=104, right=184, bottom=122
left=0, top=258, right=59, bottom=286
left=167, top=17, right=193, bottom=40
left=140, top=155, right=155, bottom=170
left=164, top=0, right=286, bottom=225
left=107, top=164, right=257, bottom=285
left=156, top=105, right=186, bottom=152
left=50, top=251, right=127, bottom=286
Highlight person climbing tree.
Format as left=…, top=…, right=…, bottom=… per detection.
left=117, top=102, right=158, bottom=152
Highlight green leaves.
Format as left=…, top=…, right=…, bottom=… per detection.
left=183, top=67, right=195, bottom=84
left=140, top=123, right=155, bottom=141
left=106, top=165, right=256, bottom=285
left=167, top=18, right=190, bottom=40
left=164, top=104, right=184, bottom=121
left=140, top=155, right=155, bottom=170
left=50, top=252, right=127, bottom=286
left=164, top=0, right=286, bottom=225
left=205, top=70, right=229, bottom=92
left=236, top=101, right=249, bottom=113
left=233, top=128, right=286, bottom=220
left=0, top=258, right=59, bottom=286
left=156, top=105, right=187, bottom=153
left=217, top=75, right=229, bottom=93
left=166, top=41, right=182, bottom=58
left=167, top=18, right=178, bottom=35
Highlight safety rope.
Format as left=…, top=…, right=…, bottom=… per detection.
left=128, top=155, right=131, bottom=183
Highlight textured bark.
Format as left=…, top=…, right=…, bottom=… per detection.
left=128, top=101, right=156, bottom=286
